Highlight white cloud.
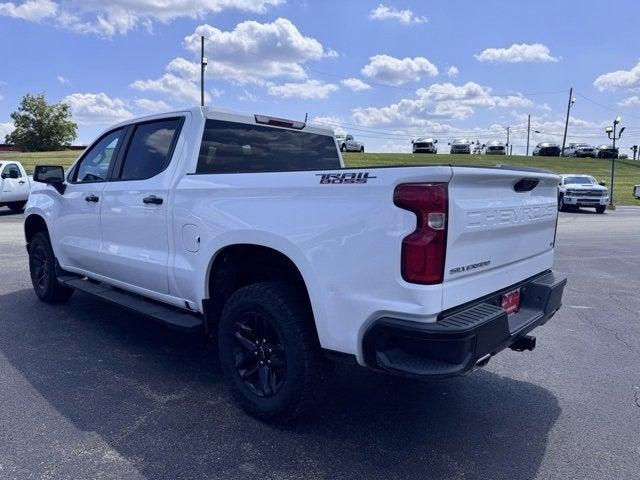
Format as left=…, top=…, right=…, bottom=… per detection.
left=1, top=0, right=284, bottom=36
left=62, top=92, right=133, bottom=125
left=475, top=43, right=559, bottom=63
left=1, top=121, right=15, bottom=140
left=56, top=75, right=70, bottom=85
left=368, top=4, right=427, bottom=25
left=352, top=81, right=532, bottom=126
left=446, top=66, right=459, bottom=78
left=361, top=54, right=438, bottom=85
left=131, top=57, right=206, bottom=104
left=0, top=0, right=57, bottom=21
left=183, top=19, right=328, bottom=85
left=134, top=98, right=171, bottom=112
left=311, top=115, right=346, bottom=136
left=267, top=79, right=338, bottom=100
left=594, top=61, right=640, bottom=91
left=341, top=78, right=371, bottom=91
left=134, top=18, right=334, bottom=103
left=618, top=95, right=640, bottom=107
left=238, top=89, right=258, bottom=102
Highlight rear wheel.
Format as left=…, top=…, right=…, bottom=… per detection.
left=340, top=144, right=346, bottom=152
left=595, top=205, right=606, bottom=214
left=218, top=282, right=329, bottom=422
left=8, top=201, right=26, bottom=212
left=28, top=232, right=74, bottom=303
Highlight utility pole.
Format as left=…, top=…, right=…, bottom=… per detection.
left=526, top=114, right=531, bottom=156
left=200, top=36, right=207, bottom=107
left=561, top=87, right=575, bottom=156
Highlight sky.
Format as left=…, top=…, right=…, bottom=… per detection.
left=1, top=0, right=639, bottom=155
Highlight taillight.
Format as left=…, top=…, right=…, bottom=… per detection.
left=393, top=183, right=448, bottom=284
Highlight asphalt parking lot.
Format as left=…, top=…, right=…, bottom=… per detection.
left=1, top=206, right=639, bottom=480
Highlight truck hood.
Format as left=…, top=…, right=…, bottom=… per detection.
left=564, top=184, right=606, bottom=191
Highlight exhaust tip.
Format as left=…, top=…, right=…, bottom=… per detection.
left=475, top=354, right=491, bottom=369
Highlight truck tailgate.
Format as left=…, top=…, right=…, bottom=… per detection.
left=443, top=167, right=559, bottom=309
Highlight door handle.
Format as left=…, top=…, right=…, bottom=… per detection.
left=18, top=180, right=25, bottom=184
left=85, top=194, right=99, bottom=203
left=143, top=195, right=163, bottom=205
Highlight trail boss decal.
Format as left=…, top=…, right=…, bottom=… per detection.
left=449, top=260, right=491, bottom=275
left=316, top=172, right=376, bottom=184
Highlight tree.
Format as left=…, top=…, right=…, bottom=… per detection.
left=5, top=94, right=77, bottom=151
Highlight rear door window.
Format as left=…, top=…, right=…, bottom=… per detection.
left=118, top=118, right=183, bottom=181
left=196, top=119, right=340, bottom=174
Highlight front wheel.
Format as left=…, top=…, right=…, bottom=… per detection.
left=340, top=144, right=346, bottom=152
left=8, top=201, right=26, bottom=212
left=29, top=232, right=74, bottom=303
left=360, top=146, right=364, bottom=153
left=595, top=205, right=606, bottom=214
left=218, top=282, right=329, bottom=422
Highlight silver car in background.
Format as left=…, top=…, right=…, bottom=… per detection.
left=449, top=138, right=471, bottom=154
left=412, top=137, right=438, bottom=154
left=482, top=141, right=506, bottom=155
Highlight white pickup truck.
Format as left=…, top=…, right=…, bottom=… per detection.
left=25, top=107, right=566, bottom=421
left=0, top=160, right=31, bottom=212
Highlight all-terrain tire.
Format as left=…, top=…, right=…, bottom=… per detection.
left=8, top=201, right=26, bottom=212
left=28, top=232, right=74, bottom=303
left=218, top=281, right=329, bottom=422
left=595, top=205, right=606, bottom=214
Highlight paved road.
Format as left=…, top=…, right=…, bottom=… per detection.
left=0, top=206, right=639, bottom=480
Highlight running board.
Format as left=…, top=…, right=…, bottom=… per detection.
left=58, top=275, right=203, bottom=332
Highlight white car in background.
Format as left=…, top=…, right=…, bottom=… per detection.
left=563, top=143, right=596, bottom=158
left=335, top=134, right=364, bottom=153
left=558, top=174, right=609, bottom=213
left=0, top=160, right=31, bottom=212
left=412, top=138, right=438, bottom=154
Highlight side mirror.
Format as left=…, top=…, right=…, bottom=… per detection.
left=434, top=140, right=438, bottom=144
left=447, top=142, right=451, bottom=146
left=34, top=165, right=66, bottom=193
left=599, top=181, right=606, bottom=186
left=411, top=140, right=414, bottom=144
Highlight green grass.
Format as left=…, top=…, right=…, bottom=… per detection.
left=344, top=152, right=640, bottom=206
left=2, top=150, right=639, bottom=205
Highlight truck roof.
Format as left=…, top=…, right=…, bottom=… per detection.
left=106, top=106, right=334, bottom=138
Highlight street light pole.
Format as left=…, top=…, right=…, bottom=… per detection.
left=561, top=87, right=575, bottom=156
left=505, top=126, right=510, bottom=154
left=606, top=115, right=625, bottom=209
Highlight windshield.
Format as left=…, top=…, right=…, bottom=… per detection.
left=564, top=176, right=594, bottom=185
left=452, top=139, right=467, bottom=144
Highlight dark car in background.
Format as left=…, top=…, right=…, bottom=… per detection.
left=533, top=142, right=561, bottom=156
left=596, top=144, right=618, bottom=159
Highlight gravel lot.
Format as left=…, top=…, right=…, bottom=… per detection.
left=1, top=206, right=639, bottom=480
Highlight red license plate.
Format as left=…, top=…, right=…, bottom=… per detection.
left=501, top=289, right=521, bottom=315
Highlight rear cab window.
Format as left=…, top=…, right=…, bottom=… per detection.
left=117, top=118, right=183, bottom=181
left=196, top=119, right=340, bottom=174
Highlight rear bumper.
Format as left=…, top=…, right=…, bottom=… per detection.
left=362, top=271, right=567, bottom=378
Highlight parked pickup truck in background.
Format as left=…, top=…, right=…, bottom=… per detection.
left=482, top=141, right=506, bottom=155
left=25, top=107, right=567, bottom=421
left=335, top=133, right=364, bottom=152
left=412, top=137, right=438, bottom=154
left=563, top=143, right=596, bottom=158
left=448, top=138, right=471, bottom=154
left=0, top=160, right=31, bottom=212
left=558, top=174, right=609, bottom=213
left=533, top=143, right=561, bottom=157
